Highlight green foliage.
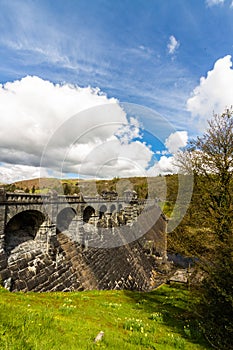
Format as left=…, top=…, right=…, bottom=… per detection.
left=198, top=251, right=233, bottom=349
left=62, top=182, right=71, bottom=195
left=4, top=183, right=16, bottom=192
left=175, top=109, right=233, bottom=349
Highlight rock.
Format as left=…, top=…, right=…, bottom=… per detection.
left=94, top=331, right=104, bottom=343
left=3, top=277, right=12, bottom=291
left=169, top=269, right=190, bottom=283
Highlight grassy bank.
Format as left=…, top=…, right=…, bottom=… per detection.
left=0, top=284, right=211, bottom=350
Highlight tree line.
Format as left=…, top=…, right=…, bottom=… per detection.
left=169, top=109, right=233, bottom=349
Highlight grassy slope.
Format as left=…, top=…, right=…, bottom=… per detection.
left=0, top=284, right=210, bottom=350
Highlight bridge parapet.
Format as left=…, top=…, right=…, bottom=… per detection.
left=1, top=192, right=148, bottom=205
left=5, top=193, right=48, bottom=203
left=0, top=192, right=154, bottom=225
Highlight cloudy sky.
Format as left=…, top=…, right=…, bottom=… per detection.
left=0, top=0, right=233, bottom=182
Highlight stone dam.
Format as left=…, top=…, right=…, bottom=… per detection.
left=0, top=189, right=168, bottom=292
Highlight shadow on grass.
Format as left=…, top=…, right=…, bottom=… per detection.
left=123, top=283, right=211, bottom=349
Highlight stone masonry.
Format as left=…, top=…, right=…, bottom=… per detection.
left=0, top=189, right=168, bottom=292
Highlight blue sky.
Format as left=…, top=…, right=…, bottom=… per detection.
left=0, top=0, right=233, bottom=182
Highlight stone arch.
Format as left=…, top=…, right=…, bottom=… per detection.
left=56, top=207, right=76, bottom=233
left=5, top=210, right=46, bottom=253
left=6, top=204, right=48, bottom=225
left=118, top=203, right=123, bottom=211
left=83, top=206, right=95, bottom=223
left=110, top=204, right=116, bottom=213
left=99, top=204, right=107, bottom=219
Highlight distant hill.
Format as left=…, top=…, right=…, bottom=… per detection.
left=13, top=178, right=61, bottom=191
left=3, top=175, right=178, bottom=205
left=11, top=177, right=111, bottom=195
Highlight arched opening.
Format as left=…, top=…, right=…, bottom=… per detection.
left=110, top=204, right=116, bottom=213
left=83, top=206, right=95, bottom=223
left=99, top=204, right=107, bottom=219
left=5, top=210, right=45, bottom=253
left=56, top=207, right=76, bottom=233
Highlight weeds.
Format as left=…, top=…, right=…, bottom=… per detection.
left=0, top=285, right=210, bottom=350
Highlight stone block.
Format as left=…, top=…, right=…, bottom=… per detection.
left=15, top=258, right=28, bottom=270
left=13, top=279, right=27, bottom=291
left=26, top=277, right=38, bottom=290
left=37, top=273, right=49, bottom=285
left=8, top=263, right=19, bottom=272
left=0, top=255, right=8, bottom=270
left=0, top=268, right=11, bottom=280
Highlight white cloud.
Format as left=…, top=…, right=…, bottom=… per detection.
left=146, top=130, right=188, bottom=176
left=206, top=0, right=225, bottom=7
left=165, top=131, right=188, bottom=154
left=187, top=55, right=233, bottom=129
left=147, top=156, right=178, bottom=176
left=0, top=76, right=157, bottom=182
left=115, top=117, right=142, bottom=144
left=0, top=76, right=118, bottom=157
left=73, top=139, right=153, bottom=178
left=0, top=163, right=44, bottom=184
left=167, top=35, right=180, bottom=55
left=0, top=76, right=188, bottom=183
left=147, top=130, right=188, bottom=176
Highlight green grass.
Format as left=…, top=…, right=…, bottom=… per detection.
left=0, top=284, right=210, bottom=350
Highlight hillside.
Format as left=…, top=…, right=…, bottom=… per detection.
left=0, top=284, right=210, bottom=350
left=4, top=175, right=178, bottom=201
